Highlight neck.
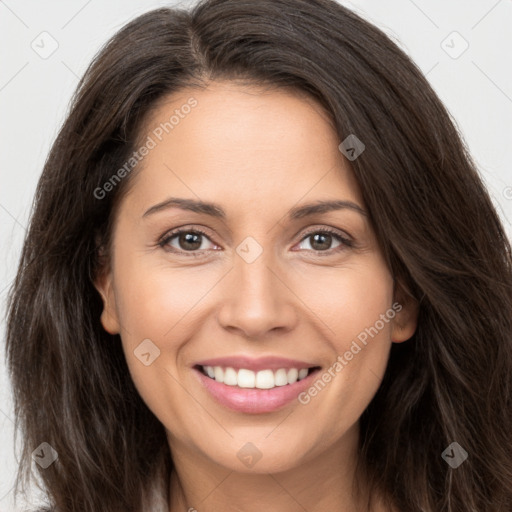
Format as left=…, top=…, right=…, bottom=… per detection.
left=166, top=422, right=385, bottom=512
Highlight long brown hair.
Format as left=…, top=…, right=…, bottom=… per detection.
left=5, top=1, right=512, bottom=511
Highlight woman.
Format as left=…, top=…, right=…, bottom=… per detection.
left=5, top=0, right=512, bottom=511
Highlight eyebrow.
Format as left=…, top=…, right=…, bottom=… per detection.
left=142, top=197, right=367, bottom=220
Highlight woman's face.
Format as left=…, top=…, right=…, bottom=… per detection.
left=95, top=81, right=417, bottom=474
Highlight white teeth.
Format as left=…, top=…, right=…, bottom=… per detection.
left=287, top=368, right=298, bottom=384
left=298, top=368, right=309, bottom=380
left=237, top=369, right=255, bottom=388
left=223, top=367, right=238, bottom=386
left=213, top=366, right=224, bottom=383
left=202, top=365, right=314, bottom=389
left=255, top=369, right=275, bottom=389
left=274, top=368, right=288, bottom=386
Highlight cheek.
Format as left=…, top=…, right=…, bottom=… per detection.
left=290, top=257, right=394, bottom=344
left=110, top=254, right=223, bottom=413
left=290, top=258, right=394, bottom=403
left=295, top=290, right=394, bottom=441
left=113, top=252, right=220, bottom=338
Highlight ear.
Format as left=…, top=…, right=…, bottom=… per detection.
left=390, top=279, right=419, bottom=343
left=93, top=241, right=121, bottom=335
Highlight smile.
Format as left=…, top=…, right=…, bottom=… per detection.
left=193, top=364, right=322, bottom=414
left=198, top=365, right=315, bottom=389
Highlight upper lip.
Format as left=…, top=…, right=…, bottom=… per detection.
left=194, top=356, right=320, bottom=372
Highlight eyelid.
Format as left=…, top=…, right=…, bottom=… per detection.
left=298, top=225, right=353, bottom=242
left=292, top=226, right=354, bottom=254
left=158, top=225, right=219, bottom=255
left=158, top=225, right=212, bottom=244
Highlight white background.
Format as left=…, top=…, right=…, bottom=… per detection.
left=1, top=0, right=511, bottom=509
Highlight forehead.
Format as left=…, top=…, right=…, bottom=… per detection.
left=123, top=81, right=364, bottom=216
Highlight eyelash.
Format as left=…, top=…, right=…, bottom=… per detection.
left=157, top=226, right=354, bottom=258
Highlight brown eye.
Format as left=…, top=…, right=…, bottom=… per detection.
left=309, top=233, right=336, bottom=251
left=159, top=228, right=218, bottom=256
left=296, top=228, right=353, bottom=254
left=174, top=232, right=203, bottom=251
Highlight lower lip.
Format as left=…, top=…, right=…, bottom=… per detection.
left=193, top=367, right=320, bottom=414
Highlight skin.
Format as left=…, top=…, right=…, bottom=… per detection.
left=94, top=81, right=417, bottom=512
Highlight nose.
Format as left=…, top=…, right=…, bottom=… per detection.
left=216, top=248, right=298, bottom=340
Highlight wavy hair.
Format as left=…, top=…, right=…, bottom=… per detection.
left=5, top=0, right=512, bottom=511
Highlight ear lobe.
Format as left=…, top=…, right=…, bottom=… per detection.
left=391, top=281, right=419, bottom=343
left=93, top=244, right=120, bottom=335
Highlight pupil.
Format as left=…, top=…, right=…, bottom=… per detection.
left=311, top=233, right=331, bottom=251
left=180, top=232, right=201, bottom=250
